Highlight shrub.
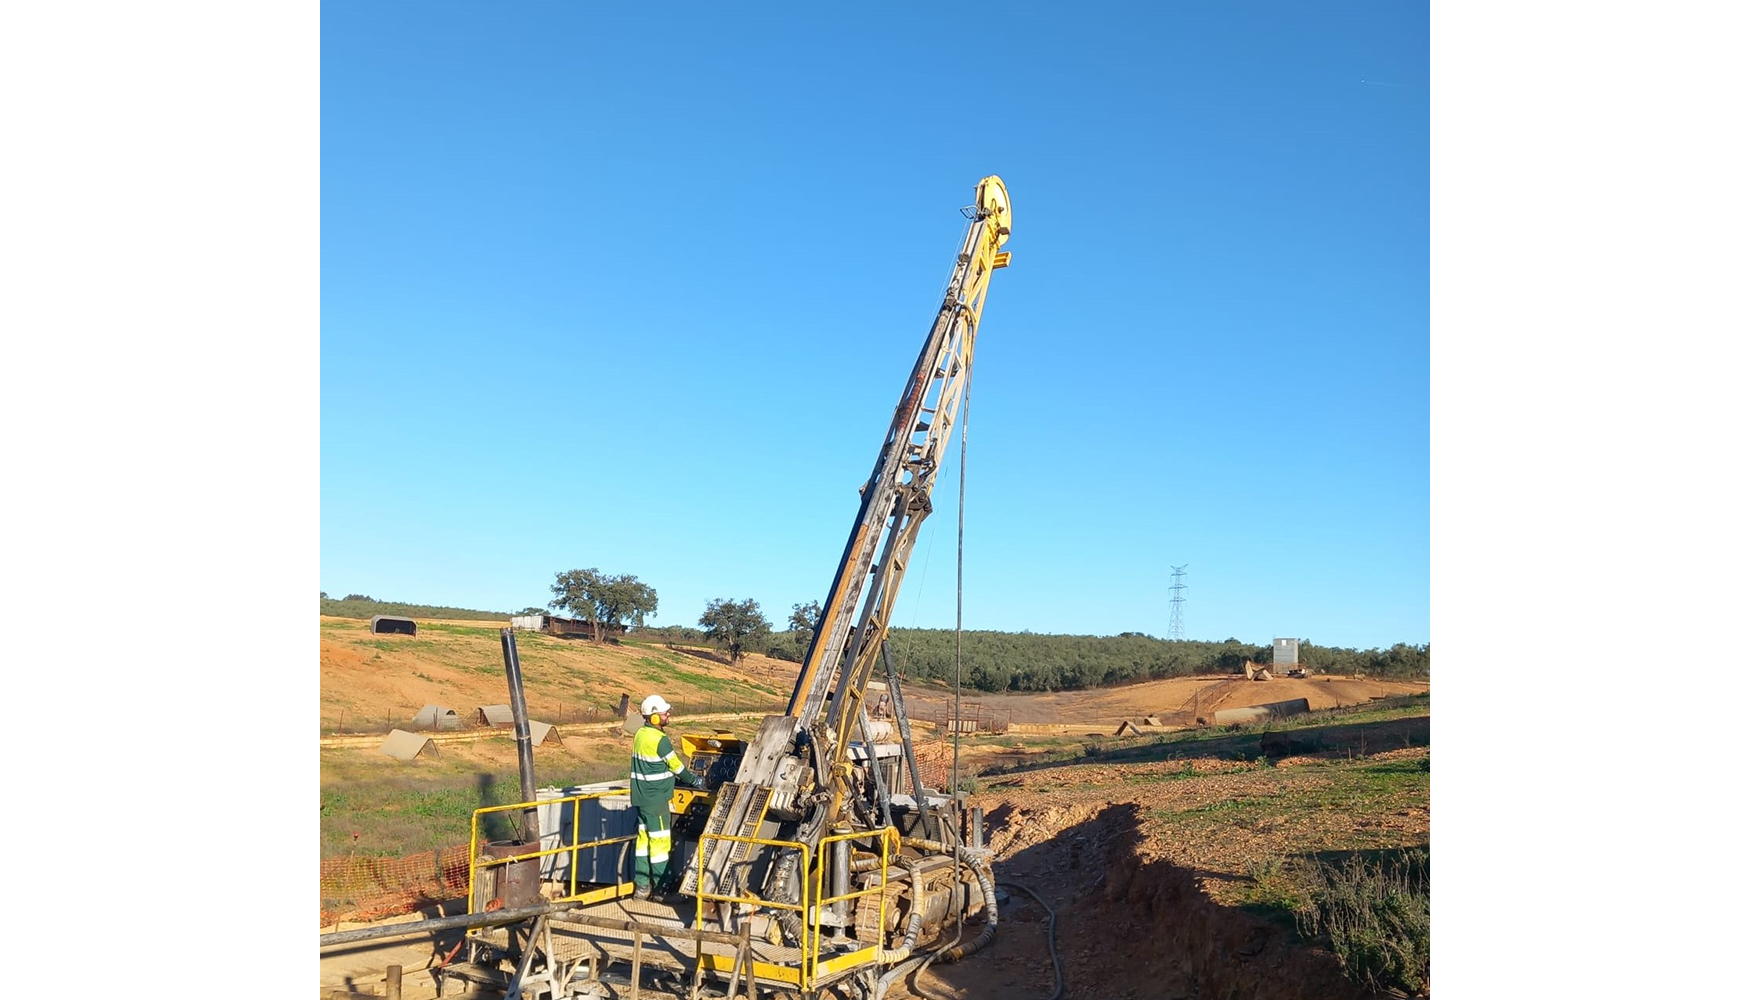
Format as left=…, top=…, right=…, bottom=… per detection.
left=1295, top=847, right=1430, bottom=996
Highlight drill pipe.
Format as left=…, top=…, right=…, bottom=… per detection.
left=318, top=901, right=582, bottom=948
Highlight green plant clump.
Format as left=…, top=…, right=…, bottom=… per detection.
left=1295, top=847, right=1430, bottom=995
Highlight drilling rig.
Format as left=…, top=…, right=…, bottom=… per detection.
left=683, top=172, right=1012, bottom=992
left=423, top=176, right=1012, bottom=1000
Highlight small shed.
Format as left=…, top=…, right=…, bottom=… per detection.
left=510, top=613, right=626, bottom=638
left=371, top=615, right=417, bottom=636
left=529, top=721, right=562, bottom=746
left=412, top=704, right=462, bottom=730
left=1273, top=637, right=1301, bottom=669
left=476, top=705, right=515, bottom=728
left=1114, top=720, right=1143, bottom=736
left=378, top=729, right=438, bottom=761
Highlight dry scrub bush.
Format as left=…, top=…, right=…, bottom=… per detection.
left=1295, top=847, right=1430, bottom=996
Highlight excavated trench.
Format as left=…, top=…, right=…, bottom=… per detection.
left=890, top=802, right=1385, bottom=1000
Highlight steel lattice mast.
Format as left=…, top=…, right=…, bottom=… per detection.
left=1168, top=564, right=1188, bottom=641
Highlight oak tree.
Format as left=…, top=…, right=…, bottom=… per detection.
left=549, top=568, right=658, bottom=643
left=700, top=597, right=770, bottom=665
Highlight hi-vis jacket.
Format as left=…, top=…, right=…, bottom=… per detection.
left=630, top=724, right=700, bottom=810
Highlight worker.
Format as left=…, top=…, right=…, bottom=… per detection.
left=629, top=693, right=703, bottom=900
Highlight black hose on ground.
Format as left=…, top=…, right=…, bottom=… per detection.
left=995, top=881, right=1063, bottom=1000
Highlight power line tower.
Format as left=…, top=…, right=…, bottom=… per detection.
left=1168, top=564, right=1188, bottom=641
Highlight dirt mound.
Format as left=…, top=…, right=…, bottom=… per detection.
left=886, top=799, right=1385, bottom=1000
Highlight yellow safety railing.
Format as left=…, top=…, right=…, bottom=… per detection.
left=467, top=788, right=636, bottom=913
left=692, top=826, right=898, bottom=990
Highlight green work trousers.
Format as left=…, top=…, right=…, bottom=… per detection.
left=633, top=803, right=673, bottom=890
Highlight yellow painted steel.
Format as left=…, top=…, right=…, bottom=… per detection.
left=466, top=787, right=639, bottom=912
left=691, top=825, right=898, bottom=991
left=976, top=174, right=1012, bottom=245
left=788, top=520, right=873, bottom=719
left=670, top=731, right=744, bottom=813
left=465, top=795, right=902, bottom=990
left=819, top=173, right=1013, bottom=770
left=465, top=739, right=754, bottom=911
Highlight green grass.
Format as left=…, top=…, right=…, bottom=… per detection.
left=1144, top=754, right=1427, bottom=844
left=674, top=667, right=763, bottom=695
left=320, top=769, right=628, bottom=858
left=1242, top=857, right=1314, bottom=914
left=418, top=622, right=508, bottom=639
left=1128, top=749, right=1429, bottom=995
left=1120, top=760, right=1209, bottom=784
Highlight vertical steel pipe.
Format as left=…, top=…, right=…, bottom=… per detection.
left=500, top=628, right=540, bottom=841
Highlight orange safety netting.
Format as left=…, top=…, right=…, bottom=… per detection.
left=909, top=742, right=954, bottom=791
left=320, top=844, right=471, bottom=926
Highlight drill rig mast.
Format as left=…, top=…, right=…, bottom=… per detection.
left=685, top=175, right=1012, bottom=944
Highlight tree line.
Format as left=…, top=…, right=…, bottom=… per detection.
left=871, top=631, right=1430, bottom=690
left=327, top=572, right=1431, bottom=688
left=631, top=622, right=1430, bottom=690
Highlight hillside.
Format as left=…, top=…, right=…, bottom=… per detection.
left=318, top=615, right=801, bottom=731
left=320, top=615, right=1427, bottom=735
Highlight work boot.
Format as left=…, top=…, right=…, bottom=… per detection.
left=632, top=883, right=651, bottom=901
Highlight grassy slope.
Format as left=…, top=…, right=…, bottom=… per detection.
left=320, top=614, right=838, bottom=858
left=319, top=616, right=801, bottom=731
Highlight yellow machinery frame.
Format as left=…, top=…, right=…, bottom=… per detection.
left=467, top=794, right=899, bottom=992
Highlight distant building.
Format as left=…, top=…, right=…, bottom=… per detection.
left=1273, top=637, right=1302, bottom=673
left=509, top=614, right=627, bottom=639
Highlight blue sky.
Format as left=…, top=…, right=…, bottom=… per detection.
left=320, top=2, right=1429, bottom=650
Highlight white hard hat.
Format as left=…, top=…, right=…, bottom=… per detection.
left=641, top=694, right=671, bottom=717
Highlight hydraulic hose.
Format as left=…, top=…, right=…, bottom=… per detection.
left=873, top=862, right=928, bottom=963
left=900, top=835, right=968, bottom=855
left=900, top=877, right=1063, bottom=1000
left=931, top=859, right=998, bottom=962
left=901, top=857, right=997, bottom=999
left=874, top=955, right=931, bottom=1000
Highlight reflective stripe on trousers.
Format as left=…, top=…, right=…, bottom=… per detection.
left=634, top=803, right=673, bottom=887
